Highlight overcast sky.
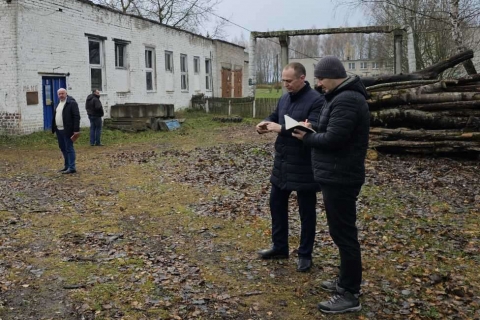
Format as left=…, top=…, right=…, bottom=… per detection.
left=204, top=0, right=367, bottom=41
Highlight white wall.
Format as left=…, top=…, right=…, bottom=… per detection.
left=1, top=0, right=246, bottom=134
left=0, top=1, right=19, bottom=134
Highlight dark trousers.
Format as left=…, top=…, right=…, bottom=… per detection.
left=321, top=184, right=362, bottom=294
left=270, top=184, right=317, bottom=259
left=56, top=129, right=76, bottom=171
left=88, top=115, right=102, bottom=146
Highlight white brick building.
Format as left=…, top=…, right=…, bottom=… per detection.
left=290, top=57, right=394, bottom=86
left=0, top=0, right=248, bottom=134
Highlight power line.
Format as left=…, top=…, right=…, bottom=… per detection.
left=189, top=2, right=321, bottom=61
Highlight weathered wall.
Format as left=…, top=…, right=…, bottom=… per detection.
left=214, top=40, right=248, bottom=98
left=0, top=1, right=19, bottom=134
left=1, top=0, right=246, bottom=134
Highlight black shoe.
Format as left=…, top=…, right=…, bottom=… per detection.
left=90, top=144, right=95, bottom=146
left=297, top=258, right=312, bottom=272
left=58, top=168, right=68, bottom=172
left=62, top=169, right=77, bottom=174
left=258, top=248, right=289, bottom=259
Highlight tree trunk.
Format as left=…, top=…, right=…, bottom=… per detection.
left=450, top=0, right=477, bottom=75
left=370, top=109, right=480, bottom=129
left=361, top=50, right=474, bottom=87
left=370, top=140, right=480, bottom=154
left=368, top=91, right=480, bottom=108
left=370, top=128, right=480, bottom=141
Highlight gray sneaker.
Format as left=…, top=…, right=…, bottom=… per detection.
left=321, top=278, right=363, bottom=296
left=320, top=278, right=339, bottom=292
left=317, top=286, right=362, bottom=314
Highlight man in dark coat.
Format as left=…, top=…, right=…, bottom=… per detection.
left=293, top=56, right=370, bottom=314
left=256, top=62, right=324, bottom=272
left=85, top=88, right=104, bottom=146
left=52, top=88, right=81, bottom=174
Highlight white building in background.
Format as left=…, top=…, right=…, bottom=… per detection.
left=290, top=57, right=394, bottom=85
left=0, top=0, right=248, bottom=135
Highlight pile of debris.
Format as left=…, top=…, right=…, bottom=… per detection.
left=104, top=103, right=179, bottom=132
left=362, top=50, right=480, bottom=155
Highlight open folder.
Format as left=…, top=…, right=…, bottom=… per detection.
left=284, top=115, right=316, bottom=133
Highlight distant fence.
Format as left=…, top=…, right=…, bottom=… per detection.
left=191, top=96, right=279, bottom=119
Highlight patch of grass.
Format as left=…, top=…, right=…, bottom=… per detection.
left=0, top=130, right=58, bottom=148
left=0, top=111, right=234, bottom=149
left=255, top=88, right=282, bottom=99
left=361, top=184, right=406, bottom=218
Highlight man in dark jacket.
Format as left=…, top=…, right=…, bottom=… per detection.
left=256, top=62, right=324, bottom=272
left=85, top=89, right=104, bottom=146
left=293, top=56, right=370, bottom=314
left=52, top=88, right=81, bottom=174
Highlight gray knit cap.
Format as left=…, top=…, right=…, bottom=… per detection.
left=314, top=56, right=347, bottom=79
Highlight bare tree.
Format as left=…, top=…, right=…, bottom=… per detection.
left=91, top=0, right=223, bottom=34
left=334, top=0, right=479, bottom=75
left=231, top=33, right=248, bottom=47
left=93, top=0, right=144, bottom=14
left=255, top=38, right=280, bottom=84
left=449, top=0, right=477, bottom=74
left=290, top=33, right=321, bottom=59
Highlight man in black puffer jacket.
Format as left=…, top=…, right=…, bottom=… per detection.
left=293, top=56, right=370, bottom=314
left=85, top=89, right=104, bottom=146
left=256, top=62, right=324, bottom=273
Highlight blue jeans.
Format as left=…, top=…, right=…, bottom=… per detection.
left=88, top=115, right=102, bottom=145
left=56, top=129, right=76, bottom=171
left=270, top=184, right=317, bottom=259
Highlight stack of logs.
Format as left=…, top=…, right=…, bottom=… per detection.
left=361, top=50, right=480, bottom=155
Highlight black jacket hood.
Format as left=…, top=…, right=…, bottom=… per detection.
left=325, top=76, right=369, bottom=101
left=86, top=94, right=98, bottom=102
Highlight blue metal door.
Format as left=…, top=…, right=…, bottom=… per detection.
left=42, top=77, right=66, bottom=130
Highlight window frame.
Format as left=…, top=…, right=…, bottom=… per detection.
left=372, top=62, right=380, bottom=69
left=193, top=56, right=200, bottom=74
left=165, top=51, right=174, bottom=72
left=348, top=62, right=356, bottom=70
left=145, top=47, right=156, bottom=91
left=88, top=38, right=104, bottom=91
left=114, top=42, right=127, bottom=69
left=180, top=54, right=189, bottom=91
left=360, top=62, right=368, bottom=69
left=205, top=58, right=212, bottom=91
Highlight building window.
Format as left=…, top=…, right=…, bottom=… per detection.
left=372, top=62, right=380, bottom=69
left=360, top=62, right=368, bottom=69
left=205, top=58, right=212, bottom=90
left=193, top=56, right=200, bottom=74
left=165, top=51, right=173, bottom=72
left=180, top=54, right=189, bottom=91
left=89, top=38, right=104, bottom=91
left=348, top=62, right=356, bottom=70
left=145, top=48, right=156, bottom=91
left=115, top=42, right=127, bottom=68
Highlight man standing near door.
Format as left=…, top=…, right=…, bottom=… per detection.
left=85, top=88, right=104, bottom=146
left=52, top=88, right=80, bottom=174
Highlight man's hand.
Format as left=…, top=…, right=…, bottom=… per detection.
left=266, top=122, right=282, bottom=133
left=292, top=129, right=307, bottom=140
left=256, top=121, right=271, bottom=134
left=301, top=120, right=313, bottom=129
